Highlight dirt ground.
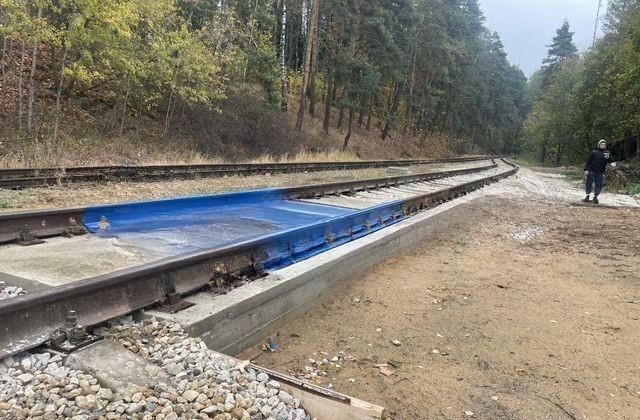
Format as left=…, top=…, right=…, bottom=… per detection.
left=255, top=189, right=640, bottom=418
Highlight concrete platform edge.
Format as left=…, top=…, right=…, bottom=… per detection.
left=148, top=193, right=481, bottom=356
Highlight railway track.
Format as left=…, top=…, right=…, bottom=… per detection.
left=0, top=159, right=518, bottom=358
left=0, top=156, right=490, bottom=189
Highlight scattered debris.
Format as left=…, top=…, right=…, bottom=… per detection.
left=391, top=339, right=401, bottom=347
left=0, top=281, right=26, bottom=300
left=262, top=338, right=280, bottom=352
left=379, top=366, right=397, bottom=377
left=465, top=410, right=475, bottom=416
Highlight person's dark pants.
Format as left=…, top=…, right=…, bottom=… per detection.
left=586, top=171, right=604, bottom=197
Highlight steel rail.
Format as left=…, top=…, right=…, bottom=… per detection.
left=0, top=162, right=497, bottom=245
left=0, top=159, right=518, bottom=358
left=0, top=156, right=493, bottom=189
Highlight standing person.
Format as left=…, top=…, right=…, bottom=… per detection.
left=583, top=139, right=615, bottom=204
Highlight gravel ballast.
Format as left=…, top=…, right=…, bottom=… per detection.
left=0, top=316, right=312, bottom=419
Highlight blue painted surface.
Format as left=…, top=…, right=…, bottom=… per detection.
left=83, top=187, right=407, bottom=270
left=252, top=201, right=405, bottom=269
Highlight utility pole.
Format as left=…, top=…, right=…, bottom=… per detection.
left=592, top=0, right=603, bottom=47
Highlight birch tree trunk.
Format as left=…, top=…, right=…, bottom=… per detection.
left=18, top=40, right=26, bottom=130
left=279, top=0, right=288, bottom=111
left=164, top=90, right=173, bottom=137
left=406, top=49, right=416, bottom=121
left=301, top=0, right=308, bottom=37
left=0, top=37, right=6, bottom=81
left=323, top=62, right=333, bottom=134
left=27, top=7, right=42, bottom=134
left=8, top=37, right=16, bottom=117
left=136, top=95, right=143, bottom=139
left=242, top=0, right=260, bottom=83
left=295, top=0, right=319, bottom=129
left=308, top=8, right=320, bottom=118
left=53, top=22, right=74, bottom=143
left=119, top=77, right=130, bottom=137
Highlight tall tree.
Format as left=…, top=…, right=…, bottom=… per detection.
left=541, top=21, right=578, bottom=88
left=295, top=0, right=318, bottom=129
left=26, top=5, right=42, bottom=134
left=523, top=3, right=640, bottom=164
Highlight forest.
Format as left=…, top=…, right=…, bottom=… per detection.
left=2, top=0, right=639, bottom=167
left=523, top=0, right=640, bottom=165
left=0, top=0, right=527, bottom=165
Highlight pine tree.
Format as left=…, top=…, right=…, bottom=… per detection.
left=542, top=21, right=578, bottom=87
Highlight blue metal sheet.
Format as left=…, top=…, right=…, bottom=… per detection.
left=83, top=187, right=408, bottom=270
left=83, top=189, right=354, bottom=255
left=254, top=201, right=405, bottom=270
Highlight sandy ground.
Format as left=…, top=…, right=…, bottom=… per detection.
left=0, top=161, right=489, bottom=212
left=254, top=170, right=640, bottom=419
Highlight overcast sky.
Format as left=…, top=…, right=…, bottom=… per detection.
left=480, top=0, right=607, bottom=78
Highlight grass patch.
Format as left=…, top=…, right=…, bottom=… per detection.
left=624, top=182, right=640, bottom=196
left=512, top=153, right=542, bottom=167
left=250, top=150, right=360, bottom=164
left=0, top=199, right=12, bottom=209
left=564, top=169, right=585, bottom=181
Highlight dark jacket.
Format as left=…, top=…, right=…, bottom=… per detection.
left=584, top=149, right=613, bottom=173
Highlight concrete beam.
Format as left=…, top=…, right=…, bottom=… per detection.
left=148, top=195, right=480, bottom=356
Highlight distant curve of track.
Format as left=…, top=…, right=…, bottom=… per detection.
left=0, top=156, right=492, bottom=189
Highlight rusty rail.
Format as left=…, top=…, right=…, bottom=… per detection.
left=0, top=162, right=497, bottom=244
left=0, top=159, right=518, bottom=358
left=0, top=156, right=493, bottom=189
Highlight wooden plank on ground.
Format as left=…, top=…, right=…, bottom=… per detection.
left=254, top=365, right=386, bottom=420
left=213, top=350, right=386, bottom=419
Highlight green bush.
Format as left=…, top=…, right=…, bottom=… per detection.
left=564, top=170, right=584, bottom=181
left=625, top=183, right=640, bottom=196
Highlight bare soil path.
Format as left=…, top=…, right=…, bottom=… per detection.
left=255, top=171, right=640, bottom=419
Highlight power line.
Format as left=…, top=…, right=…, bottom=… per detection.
left=592, top=0, right=603, bottom=47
